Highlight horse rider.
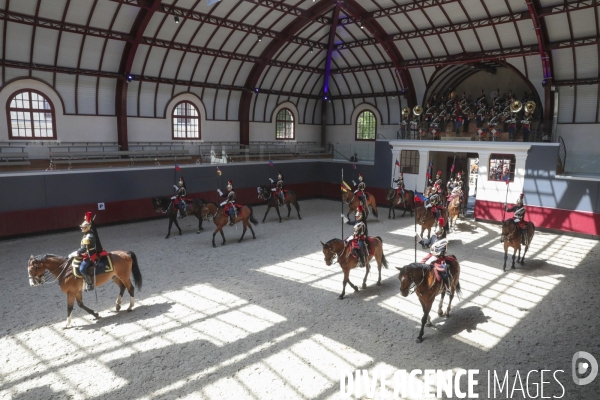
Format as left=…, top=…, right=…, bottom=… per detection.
left=172, top=177, right=187, bottom=219
left=353, top=173, right=367, bottom=205
left=217, top=180, right=237, bottom=226
left=345, top=205, right=368, bottom=267
left=71, top=212, right=97, bottom=291
left=505, top=193, right=528, bottom=246
left=425, top=187, right=443, bottom=220
left=269, top=171, right=285, bottom=206
left=416, top=218, right=451, bottom=295
left=393, top=173, right=405, bottom=204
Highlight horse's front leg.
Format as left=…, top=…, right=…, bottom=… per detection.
left=262, top=205, right=271, bottom=223
left=76, top=291, right=99, bottom=319
left=64, top=293, right=76, bottom=329
left=512, top=248, right=517, bottom=269
left=388, top=203, right=392, bottom=219
left=173, top=218, right=182, bottom=236
left=238, top=223, right=247, bottom=243
left=166, top=217, right=174, bottom=239
left=275, top=205, right=282, bottom=223
left=417, top=306, right=429, bottom=343
left=212, top=229, right=218, bottom=247
left=339, top=269, right=350, bottom=300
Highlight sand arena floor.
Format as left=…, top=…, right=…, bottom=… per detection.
left=1, top=199, right=599, bottom=399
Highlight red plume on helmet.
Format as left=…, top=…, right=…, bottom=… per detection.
left=437, top=170, right=442, bottom=176
left=358, top=173, right=363, bottom=178
left=520, top=193, right=524, bottom=198
left=228, top=180, right=233, bottom=185
left=84, top=212, right=92, bottom=223
left=356, top=205, right=364, bottom=214
left=438, top=217, right=445, bottom=227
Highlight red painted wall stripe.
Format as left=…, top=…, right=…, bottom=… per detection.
left=474, top=199, right=600, bottom=236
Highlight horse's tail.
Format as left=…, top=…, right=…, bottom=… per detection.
left=370, top=197, right=378, bottom=218
left=455, top=281, right=462, bottom=300
left=248, top=206, right=259, bottom=225
left=376, top=236, right=388, bottom=268
left=128, top=251, right=143, bottom=290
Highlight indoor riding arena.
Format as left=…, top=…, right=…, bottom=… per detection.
left=1, top=1, right=599, bottom=399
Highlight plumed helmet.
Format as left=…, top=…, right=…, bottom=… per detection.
left=277, top=171, right=282, bottom=179
left=517, top=193, right=524, bottom=204
left=436, top=217, right=445, bottom=235
left=457, top=172, right=462, bottom=178
left=80, top=212, right=92, bottom=230
left=358, top=173, right=363, bottom=181
left=178, top=177, right=185, bottom=187
left=436, top=170, right=442, bottom=178
left=356, top=205, right=364, bottom=218
left=227, top=180, right=233, bottom=188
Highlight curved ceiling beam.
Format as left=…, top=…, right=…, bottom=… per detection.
left=526, top=0, right=553, bottom=134
left=323, top=3, right=342, bottom=97
left=341, top=0, right=416, bottom=106
left=115, top=0, right=161, bottom=150
left=238, top=1, right=337, bottom=145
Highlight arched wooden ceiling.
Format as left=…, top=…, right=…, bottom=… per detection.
left=1, top=0, right=599, bottom=142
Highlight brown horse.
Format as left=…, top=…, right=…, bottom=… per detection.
left=321, top=237, right=388, bottom=299
left=386, top=188, right=415, bottom=219
left=447, top=195, right=462, bottom=232
left=501, top=219, right=535, bottom=271
left=27, top=252, right=142, bottom=328
left=152, top=196, right=207, bottom=239
left=415, top=206, right=448, bottom=239
left=201, top=202, right=259, bottom=247
left=342, top=190, right=378, bottom=222
left=396, top=257, right=462, bottom=343
left=257, top=186, right=301, bottom=223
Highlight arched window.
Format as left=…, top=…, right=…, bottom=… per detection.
left=8, top=90, right=56, bottom=139
left=356, top=110, right=376, bottom=141
left=172, top=101, right=200, bottom=139
left=276, top=108, right=294, bottom=140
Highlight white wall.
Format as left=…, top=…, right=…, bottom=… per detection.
left=326, top=102, right=391, bottom=144
left=249, top=101, right=320, bottom=143
left=0, top=79, right=118, bottom=144
left=556, top=124, right=599, bottom=155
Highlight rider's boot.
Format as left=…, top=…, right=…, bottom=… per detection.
left=443, top=276, right=451, bottom=296
left=81, top=271, right=94, bottom=291
left=229, top=214, right=235, bottom=226
left=278, top=192, right=284, bottom=207
left=521, top=229, right=527, bottom=246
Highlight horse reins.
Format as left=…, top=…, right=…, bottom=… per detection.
left=32, top=257, right=70, bottom=285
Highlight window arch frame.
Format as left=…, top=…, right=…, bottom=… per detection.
left=6, top=89, right=57, bottom=140
left=171, top=100, right=201, bottom=140
left=275, top=107, right=295, bottom=140
left=355, top=109, right=377, bottom=141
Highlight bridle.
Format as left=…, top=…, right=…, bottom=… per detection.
left=401, top=267, right=427, bottom=295
left=501, top=220, right=519, bottom=242
left=324, top=242, right=351, bottom=265
left=203, top=205, right=218, bottom=221
left=28, top=256, right=69, bottom=286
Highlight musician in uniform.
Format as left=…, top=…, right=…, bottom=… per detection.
left=453, top=103, right=463, bottom=137
left=353, top=173, right=367, bottom=205
left=72, top=212, right=97, bottom=291
left=416, top=218, right=451, bottom=295
left=521, top=111, right=532, bottom=142
left=269, top=171, right=285, bottom=206
left=172, top=177, right=187, bottom=219
left=505, top=193, right=528, bottom=246
left=345, top=205, right=368, bottom=267
left=217, top=180, right=237, bottom=226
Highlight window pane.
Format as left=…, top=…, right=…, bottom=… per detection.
left=9, top=91, right=54, bottom=139
left=357, top=111, right=376, bottom=140
left=173, top=102, right=200, bottom=139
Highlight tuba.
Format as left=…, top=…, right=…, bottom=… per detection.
left=509, top=100, right=523, bottom=113
left=402, top=107, right=411, bottom=118
left=413, top=105, right=423, bottom=116
left=525, top=101, right=536, bottom=114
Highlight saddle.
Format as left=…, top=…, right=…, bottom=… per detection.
left=349, top=236, right=375, bottom=256
left=516, top=220, right=527, bottom=229
left=223, top=203, right=243, bottom=216
left=421, top=255, right=457, bottom=282
left=72, top=251, right=113, bottom=278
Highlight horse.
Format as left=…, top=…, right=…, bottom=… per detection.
left=152, top=197, right=207, bottom=239
left=501, top=219, right=535, bottom=271
left=27, top=252, right=142, bottom=329
left=342, top=190, right=378, bottom=222
left=201, top=202, right=259, bottom=247
left=396, top=257, right=462, bottom=343
left=257, top=186, right=301, bottom=223
left=321, top=237, right=388, bottom=300
left=385, top=188, right=415, bottom=219
left=415, top=205, right=448, bottom=239
left=447, top=195, right=462, bottom=232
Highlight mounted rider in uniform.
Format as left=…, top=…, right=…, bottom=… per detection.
left=218, top=180, right=237, bottom=226
left=416, top=218, right=451, bottom=295
left=345, top=205, right=368, bottom=267
left=505, top=193, right=528, bottom=246
left=72, top=212, right=97, bottom=291
left=172, top=177, right=187, bottom=219
left=269, top=171, right=285, bottom=206
left=353, top=173, right=367, bottom=205
left=393, top=173, right=405, bottom=204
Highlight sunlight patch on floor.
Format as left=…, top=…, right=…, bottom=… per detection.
left=378, top=260, right=563, bottom=351
left=0, top=284, right=287, bottom=400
